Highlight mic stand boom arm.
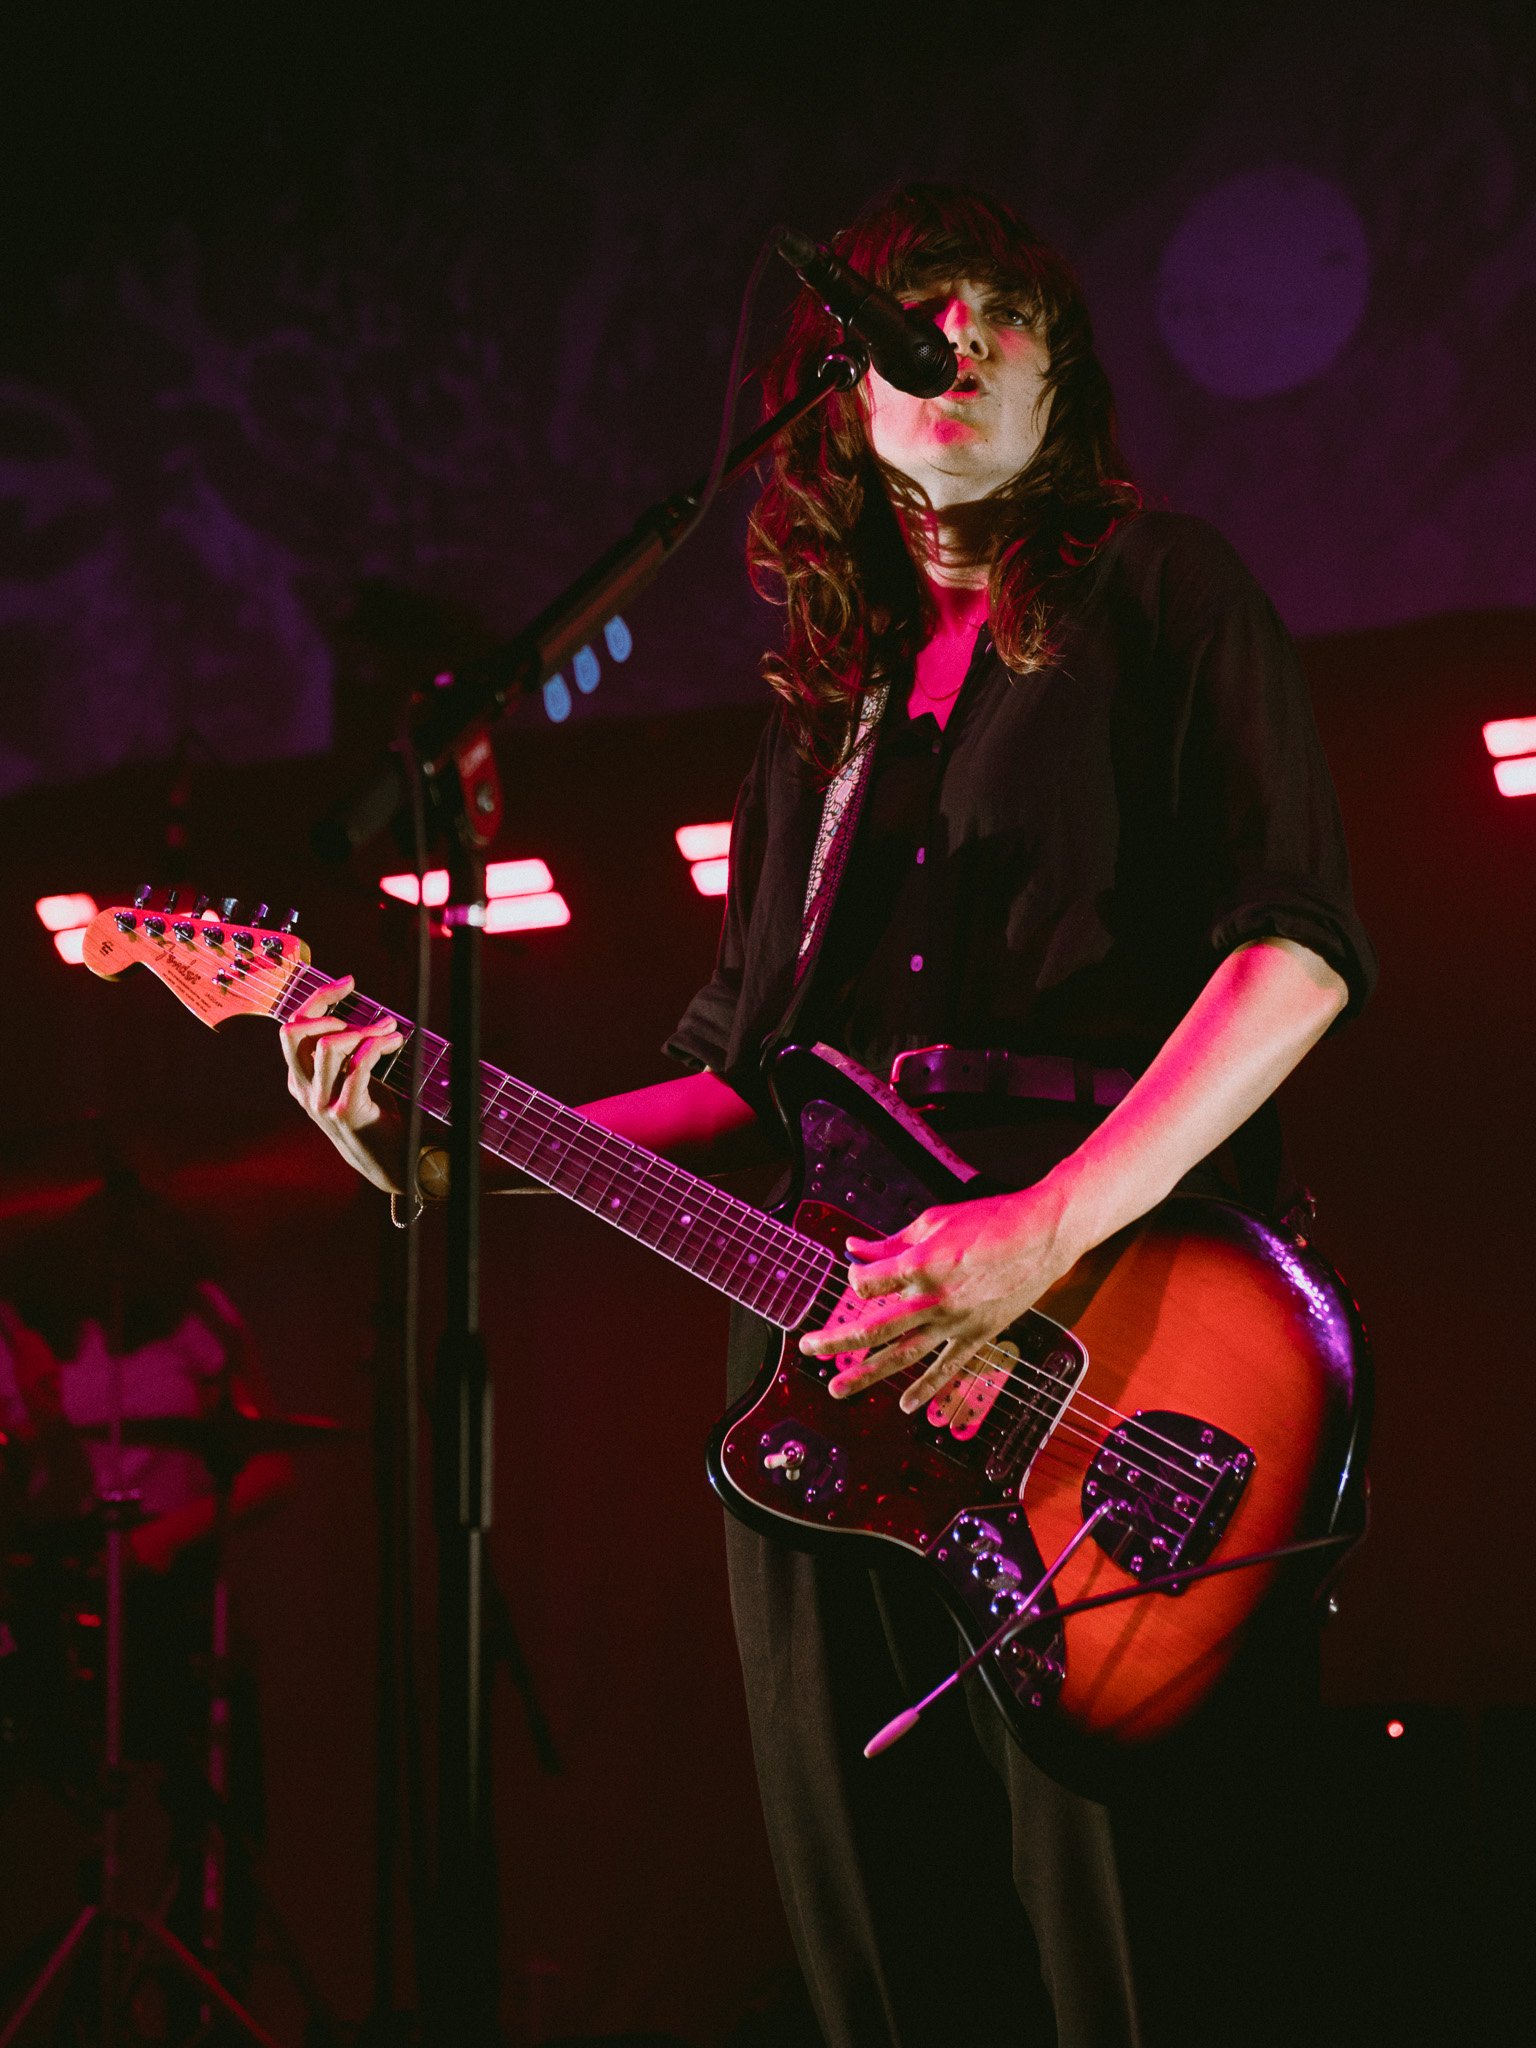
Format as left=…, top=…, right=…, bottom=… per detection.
left=320, top=340, right=870, bottom=860
left=333, top=335, right=869, bottom=2048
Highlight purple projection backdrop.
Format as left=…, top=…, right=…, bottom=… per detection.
left=1, top=5, right=1534, bottom=796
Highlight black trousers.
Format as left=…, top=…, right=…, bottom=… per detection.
left=723, top=1294, right=1340, bottom=2048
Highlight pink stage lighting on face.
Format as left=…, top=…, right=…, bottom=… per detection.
left=379, top=859, right=566, bottom=930
left=676, top=823, right=731, bottom=896
left=53, top=926, right=89, bottom=965
left=36, top=892, right=99, bottom=932
left=1493, top=756, right=1536, bottom=798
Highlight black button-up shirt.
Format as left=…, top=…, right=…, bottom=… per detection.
left=668, top=512, right=1375, bottom=1132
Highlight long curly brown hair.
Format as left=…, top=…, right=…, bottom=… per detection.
left=748, top=182, right=1141, bottom=774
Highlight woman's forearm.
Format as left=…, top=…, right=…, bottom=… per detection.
left=575, top=1069, right=774, bottom=1172
left=457, top=1066, right=773, bottom=1197
left=1043, top=938, right=1348, bottom=1258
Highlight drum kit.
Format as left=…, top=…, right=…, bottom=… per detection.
left=0, top=1367, right=355, bottom=2044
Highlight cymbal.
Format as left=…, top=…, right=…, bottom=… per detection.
left=76, top=1411, right=356, bottom=1456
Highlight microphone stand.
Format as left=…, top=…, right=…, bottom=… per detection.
left=330, top=339, right=870, bottom=2047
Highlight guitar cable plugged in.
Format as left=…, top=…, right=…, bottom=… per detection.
left=863, top=1528, right=1356, bottom=1759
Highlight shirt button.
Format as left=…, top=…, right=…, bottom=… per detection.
left=909, top=954, right=924, bottom=973
left=915, top=846, right=926, bottom=865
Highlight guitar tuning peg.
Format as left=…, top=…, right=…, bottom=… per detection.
left=252, top=902, right=270, bottom=924
left=134, top=884, right=152, bottom=908
left=165, top=888, right=179, bottom=911
left=221, top=896, right=240, bottom=920
left=193, top=895, right=210, bottom=916
left=280, top=907, right=300, bottom=933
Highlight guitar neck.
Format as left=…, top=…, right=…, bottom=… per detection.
left=274, top=967, right=831, bottom=1330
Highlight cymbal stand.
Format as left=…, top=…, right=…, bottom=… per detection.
left=193, top=1387, right=344, bottom=2045
left=0, top=1478, right=280, bottom=2048
left=0, top=1267, right=280, bottom=2048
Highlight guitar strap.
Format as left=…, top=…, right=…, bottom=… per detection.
left=755, top=682, right=888, bottom=1076
left=794, top=682, right=889, bottom=986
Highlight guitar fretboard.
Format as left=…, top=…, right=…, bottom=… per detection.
left=275, top=969, right=834, bottom=1329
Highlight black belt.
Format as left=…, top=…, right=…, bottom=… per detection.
left=889, top=1045, right=1135, bottom=1112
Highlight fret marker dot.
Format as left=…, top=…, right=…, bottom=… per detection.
left=609, top=1197, right=621, bottom=1211
left=681, top=1214, right=692, bottom=1227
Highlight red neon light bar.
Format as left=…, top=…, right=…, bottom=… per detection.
left=1493, top=756, right=1536, bottom=798
left=676, top=822, right=731, bottom=897
left=675, top=823, right=731, bottom=862
left=484, top=893, right=570, bottom=933
left=689, top=857, right=730, bottom=898
left=380, top=858, right=555, bottom=906
left=1483, top=716, right=1536, bottom=759
left=35, top=892, right=99, bottom=932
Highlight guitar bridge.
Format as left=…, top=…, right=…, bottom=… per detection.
left=1083, top=1410, right=1254, bottom=1587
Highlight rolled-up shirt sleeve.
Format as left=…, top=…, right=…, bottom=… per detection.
left=1166, top=524, right=1377, bottom=1019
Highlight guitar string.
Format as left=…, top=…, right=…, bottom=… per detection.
left=174, top=939, right=1218, bottom=1497
left=478, top=1065, right=1213, bottom=1505
left=183, top=943, right=1219, bottom=1499
left=272, top=957, right=837, bottom=1316
left=793, top=1270, right=1209, bottom=1522
left=373, top=1018, right=1213, bottom=1504
left=474, top=1065, right=831, bottom=1315
left=239, top=947, right=1216, bottom=1501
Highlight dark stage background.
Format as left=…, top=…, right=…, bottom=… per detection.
left=2, top=7, right=1534, bottom=2044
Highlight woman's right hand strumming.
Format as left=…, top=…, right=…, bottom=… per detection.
left=278, top=976, right=411, bottom=1194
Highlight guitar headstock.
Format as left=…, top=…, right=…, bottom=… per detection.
left=80, top=891, right=311, bottom=1029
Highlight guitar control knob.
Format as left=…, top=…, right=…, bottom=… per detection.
left=989, top=1588, right=1029, bottom=1621
left=763, top=1440, right=806, bottom=1479
left=972, top=1551, right=1023, bottom=1593
left=952, top=1514, right=1000, bottom=1553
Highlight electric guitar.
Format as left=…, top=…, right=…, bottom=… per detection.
left=81, top=896, right=1370, bottom=1792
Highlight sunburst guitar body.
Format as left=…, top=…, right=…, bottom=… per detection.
left=81, top=900, right=1370, bottom=1792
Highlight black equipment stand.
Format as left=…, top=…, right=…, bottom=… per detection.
left=0, top=1498, right=281, bottom=2048
left=325, top=339, right=869, bottom=2044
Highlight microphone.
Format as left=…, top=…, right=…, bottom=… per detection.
left=776, top=227, right=957, bottom=398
